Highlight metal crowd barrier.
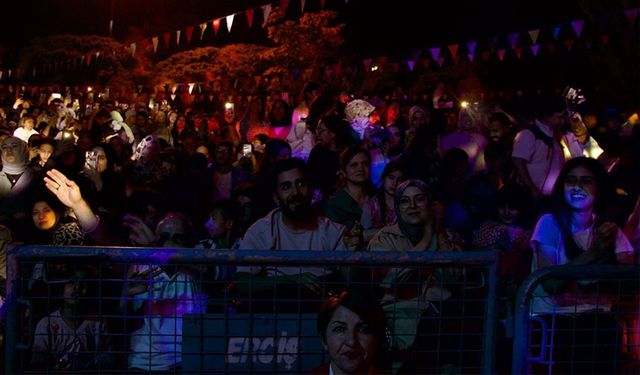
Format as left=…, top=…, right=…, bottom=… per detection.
left=512, top=264, right=640, bottom=374
left=3, top=245, right=499, bottom=374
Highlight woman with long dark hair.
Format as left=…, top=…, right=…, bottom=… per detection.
left=529, top=157, right=636, bottom=374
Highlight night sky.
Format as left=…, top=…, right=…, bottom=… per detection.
left=1, top=0, right=620, bottom=57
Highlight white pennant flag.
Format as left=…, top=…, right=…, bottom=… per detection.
left=199, top=22, right=208, bottom=40
left=262, top=4, right=272, bottom=27
left=130, top=43, right=136, bottom=56
left=152, top=37, right=159, bottom=53
left=301, top=0, right=306, bottom=13
left=226, top=14, right=235, bottom=32
left=176, top=30, right=181, bottom=45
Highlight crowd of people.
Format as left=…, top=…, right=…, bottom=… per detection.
left=0, top=79, right=639, bottom=373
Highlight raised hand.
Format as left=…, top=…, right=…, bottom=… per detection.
left=44, top=169, right=83, bottom=209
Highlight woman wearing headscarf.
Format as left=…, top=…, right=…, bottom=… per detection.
left=0, top=136, right=33, bottom=198
left=368, top=179, right=461, bottom=370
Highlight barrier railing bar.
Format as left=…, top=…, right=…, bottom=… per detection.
left=511, top=264, right=640, bottom=374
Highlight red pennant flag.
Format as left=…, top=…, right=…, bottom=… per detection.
left=421, top=58, right=430, bottom=69
left=334, top=64, right=342, bottom=76
left=390, top=63, right=399, bottom=72
left=564, top=39, right=574, bottom=51
left=213, top=19, right=221, bottom=35
left=281, top=0, right=289, bottom=12
left=508, top=32, right=519, bottom=49
left=547, top=41, right=556, bottom=54
left=452, top=56, right=460, bottom=65
left=320, top=0, right=327, bottom=9
left=186, top=26, right=194, bottom=43
left=497, top=49, right=506, bottom=61
left=481, top=51, right=491, bottom=62
left=601, top=35, right=610, bottom=46
left=531, top=44, right=540, bottom=56
left=448, top=44, right=459, bottom=58
left=571, top=20, right=585, bottom=37
left=436, top=57, right=445, bottom=67
left=163, top=32, right=171, bottom=47
left=140, top=38, right=150, bottom=51
left=624, top=8, right=639, bottom=26
left=246, top=9, right=255, bottom=28
left=515, top=47, right=523, bottom=59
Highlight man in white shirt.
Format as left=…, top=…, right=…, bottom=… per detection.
left=512, top=99, right=565, bottom=200
left=236, top=158, right=351, bottom=311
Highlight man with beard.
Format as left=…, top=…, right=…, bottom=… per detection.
left=235, top=157, right=350, bottom=312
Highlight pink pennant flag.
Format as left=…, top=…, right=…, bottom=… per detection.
left=467, top=53, right=475, bottom=62
left=199, top=23, right=208, bottom=40
left=406, top=60, right=415, bottom=71
left=281, top=0, right=289, bottom=12
left=213, top=19, right=221, bottom=35
left=436, top=57, right=445, bottom=67
left=571, top=20, right=585, bottom=37
left=466, top=40, right=477, bottom=55
left=152, top=36, right=159, bottom=52
left=262, top=4, right=272, bottom=27
left=130, top=43, right=136, bottom=56
left=552, top=25, right=562, bottom=41
left=163, top=32, right=171, bottom=47
left=497, top=49, right=506, bottom=61
left=429, top=47, right=441, bottom=60
left=86, top=53, right=92, bottom=65
left=246, top=9, right=255, bottom=28
left=508, top=32, right=519, bottom=49
left=176, top=30, right=181, bottom=46
left=564, top=39, right=574, bottom=51
left=363, top=58, right=372, bottom=71
left=528, top=29, right=540, bottom=44
left=624, top=8, right=639, bottom=26
left=186, top=26, right=194, bottom=43
left=448, top=44, right=459, bottom=58
left=226, top=14, right=235, bottom=33
left=300, top=0, right=306, bottom=13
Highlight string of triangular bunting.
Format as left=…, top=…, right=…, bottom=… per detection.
left=127, top=0, right=350, bottom=57
left=361, top=7, right=638, bottom=74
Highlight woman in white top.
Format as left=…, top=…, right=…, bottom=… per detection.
left=530, top=157, right=635, bottom=373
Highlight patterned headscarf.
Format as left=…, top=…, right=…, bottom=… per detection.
left=345, top=99, right=375, bottom=122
